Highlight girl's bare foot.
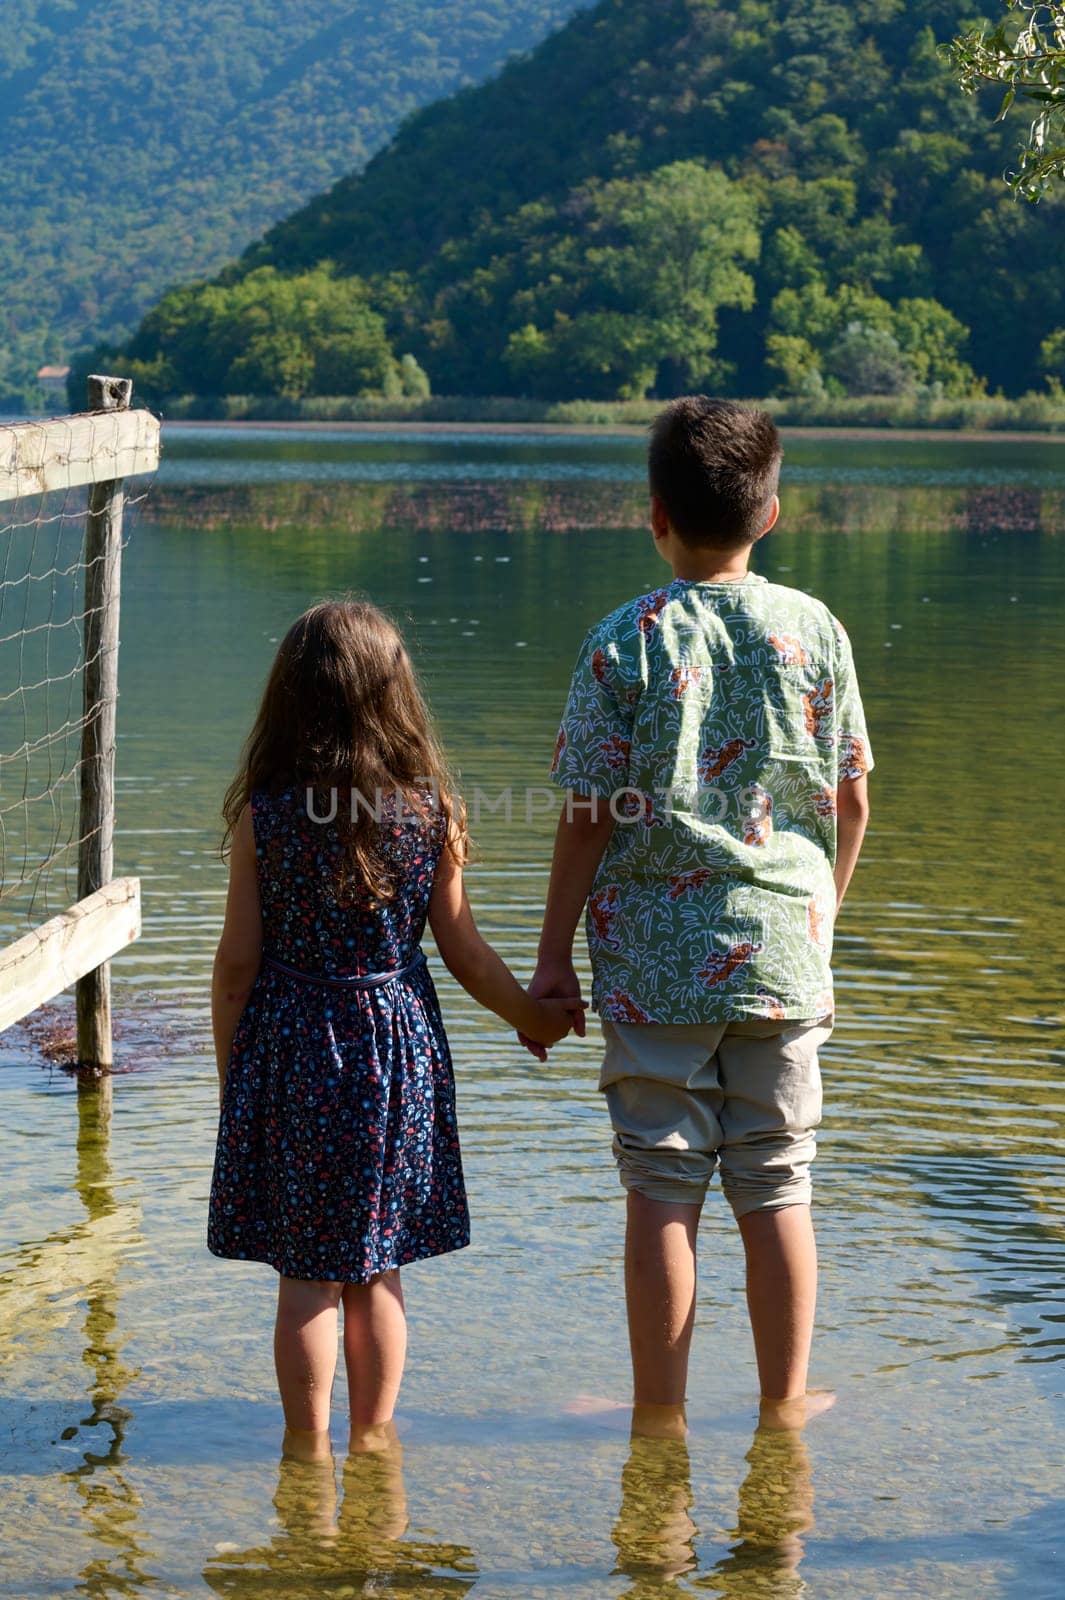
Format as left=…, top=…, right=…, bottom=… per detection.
left=758, top=1389, right=836, bottom=1431
left=282, top=1424, right=334, bottom=1463
left=348, top=1418, right=400, bottom=1454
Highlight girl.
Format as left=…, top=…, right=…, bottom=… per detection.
left=207, top=599, right=580, bottom=1450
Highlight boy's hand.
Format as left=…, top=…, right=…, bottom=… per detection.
left=521, top=996, right=586, bottom=1060
left=517, top=958, right=588, bottom=1058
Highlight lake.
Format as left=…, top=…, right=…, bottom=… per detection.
left=1, top=425, right=1063, bottom=1599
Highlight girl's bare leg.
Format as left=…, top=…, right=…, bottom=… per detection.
left=625, top=1192, right=701, bottom=1423
left=342, top=1270, right=407, bottom=1435
left=275, top=1276, right=343, bottom=1434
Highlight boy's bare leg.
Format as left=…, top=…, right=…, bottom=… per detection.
left=342, top=1270, right=407, bottom=1436
left=625, top=1191, right=701, bottom=1429
left=738, top=1204, right=833, bottom=1424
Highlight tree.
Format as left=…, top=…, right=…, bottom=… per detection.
left=892, top=298, right=978, bottom=393
left=398, top=353, right=432, bottom=397
left=1039, top=326, right=1065, bottom=387
left=95, top=0, right=1065, bottom=401
left=949, top=3, right=1065, bottom=198
left=827, top=324, right=913, bottom=396
left=496, top=162, right=759, bottom=399
left=766, top=283, right=977, bottom=395
left=105, top=265, right=403, bottom=400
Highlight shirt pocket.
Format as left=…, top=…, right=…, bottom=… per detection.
left=763, top=664, right=833, bottom=760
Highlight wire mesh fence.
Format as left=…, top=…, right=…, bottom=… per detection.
left=0, top=393, right=159, bottom=1023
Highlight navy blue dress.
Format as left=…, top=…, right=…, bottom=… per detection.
left=208, top=786, right=469, bottom=1282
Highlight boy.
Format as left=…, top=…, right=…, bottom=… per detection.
left=529, top=397, right=872, bottom=1431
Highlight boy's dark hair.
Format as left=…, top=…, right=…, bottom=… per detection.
left=648, top=397, right=782, bottom=547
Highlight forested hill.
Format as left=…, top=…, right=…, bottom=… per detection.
left=0, top=0, right=581, bottom=402
left=115, top=0, right=1065, bottom=405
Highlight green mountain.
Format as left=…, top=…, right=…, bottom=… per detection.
left=111, top=0, right=1065, bottom=403
left=0, top=0, right=581, bottom=403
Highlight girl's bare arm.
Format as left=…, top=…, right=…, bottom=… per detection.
left=428, top=840, right=583, bottom=1059
left=212, top=804, right=262, bottom=1096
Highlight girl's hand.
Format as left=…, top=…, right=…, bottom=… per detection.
left=517, top=958, right=587, bottom=1058
left=521, top=994, right=585, bottom=1059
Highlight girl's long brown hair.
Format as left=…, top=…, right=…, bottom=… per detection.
left=222, top=599, right=465, bottom=900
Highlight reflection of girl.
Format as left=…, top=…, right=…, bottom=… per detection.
left=203, top=1435, right=478, bottom=1599
left=208, top=601, right=581, bottom=1445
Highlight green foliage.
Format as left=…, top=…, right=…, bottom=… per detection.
left=110, top=0, right=1065, bottom=403
left=767, top=284, right=978, bottom=396
left=73, top=267, right=407, bottom=403
left=445, top=161, right=758, bottom=399
left=827, top=325, right=914, bottom=397
left=147, top=388, right=1065, bottom=431
left=1039, top=326, right=1065, bottom=386
left=398, top=353, right=432, bottom=398
left=0, top=0, right=581, bottom=400
left=949, top=3, right=1065, bottom=198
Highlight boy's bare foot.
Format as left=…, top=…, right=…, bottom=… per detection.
left=631, top=1402, right=688, bottom=1440
left=758, top=1390, right=836, bottom=1431
left=563, top=1397, right=689, bottom=1439
left=563, top=1394, right=629, bottom=1416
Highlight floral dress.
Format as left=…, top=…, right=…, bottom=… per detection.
left=208, top=786, right=469, bottom=1282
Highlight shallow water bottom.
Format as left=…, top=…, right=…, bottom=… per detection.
left=1, top=1390, right=1058, bottom=1599
left=1, top=1038, right=1061, bottom=1600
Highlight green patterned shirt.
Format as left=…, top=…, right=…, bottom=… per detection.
left=550, top=574, right=873, bottom=1023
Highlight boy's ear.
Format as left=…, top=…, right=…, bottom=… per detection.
left=650, top=495, right=671, bottom=542
left=754, top=495, right=780, bottom=540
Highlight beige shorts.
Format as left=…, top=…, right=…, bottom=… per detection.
left=600, top=1017, right=832, bottom=1219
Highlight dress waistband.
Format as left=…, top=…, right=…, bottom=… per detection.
left=262, top=948, right=427, bottom=990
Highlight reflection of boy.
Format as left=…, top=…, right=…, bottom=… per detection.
left=530, top=398, right=872, bottom=1428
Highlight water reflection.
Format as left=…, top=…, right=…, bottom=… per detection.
left=203, top=1436, right=478, bottom=1597
left=65, top=1077, right=155, bottom=1597
left=611, top=1423, right=816, bottom=1599
left=702, top=1427, right=814, bottom=1598
left=612, top=1434, right=697, bottom=1595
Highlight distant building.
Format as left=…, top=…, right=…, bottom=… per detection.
left=37, top=364, right=71, bottom=395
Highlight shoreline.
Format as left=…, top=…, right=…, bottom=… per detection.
left=162, top=418, right=1065, bottom=445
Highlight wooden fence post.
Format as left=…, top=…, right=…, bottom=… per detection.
left=76, top=374, right=132, bottom=1069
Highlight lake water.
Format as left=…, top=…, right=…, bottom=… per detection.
left=1, top=426, right=1063, bottom=1599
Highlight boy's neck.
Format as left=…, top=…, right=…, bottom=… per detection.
left=668, top=548, right=752, bottom=583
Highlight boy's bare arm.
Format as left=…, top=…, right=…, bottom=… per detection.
left=835, top=774, right=870, bottom=914
left=530, top=796, right=616, bottom=1008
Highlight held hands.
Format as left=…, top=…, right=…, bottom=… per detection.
left=517, top=957, right=588, bottom=1062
